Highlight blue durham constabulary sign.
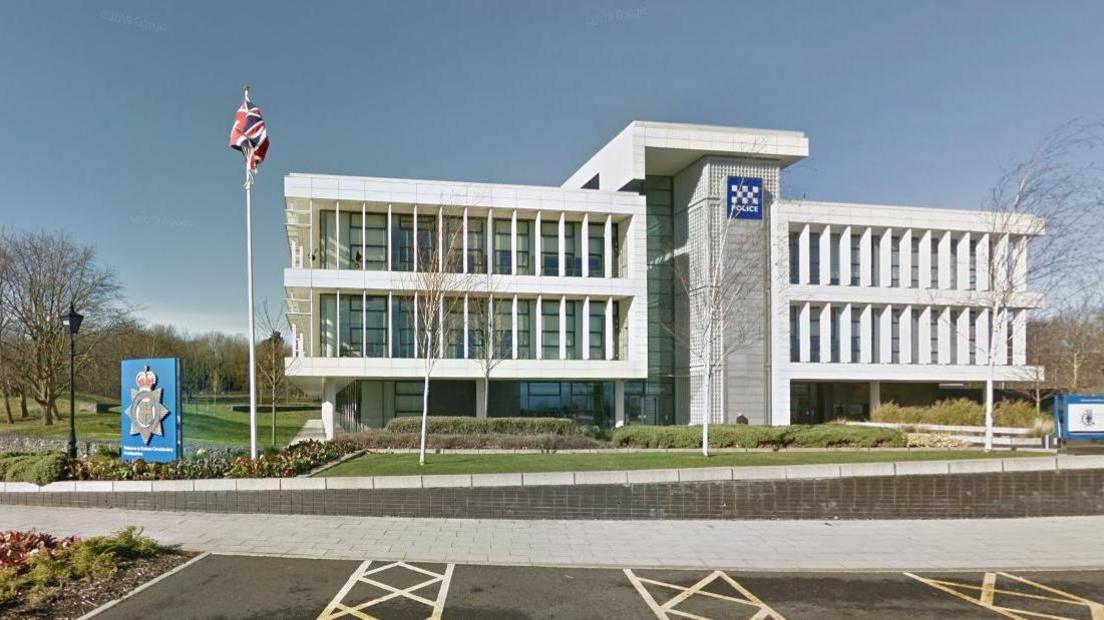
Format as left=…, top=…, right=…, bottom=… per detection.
left=726, top=176, right=764, bottom=220
left=120, top=358, right=183, bottom=462
left=1054, top=394, right=1104, bottom=442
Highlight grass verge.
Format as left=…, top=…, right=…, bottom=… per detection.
left=317, top=449, right=1048, bottom=477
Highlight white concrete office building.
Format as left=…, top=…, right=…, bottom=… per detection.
left=282, top=121, right=1042, bottom=438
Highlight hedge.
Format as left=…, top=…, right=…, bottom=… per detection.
left=0, top=452, right=69, bottom=485
left=385, top=416, right=579, bottom=436
left=611, top=424, right=906, bottom=449
left=343, top=431, right=605, bottom=450
left=872, top=398, right=1044, bottom=428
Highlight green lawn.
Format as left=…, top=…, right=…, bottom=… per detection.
left=318, top=449, right=1049, bottom=477
left=0, top=401, right=318, bottom=448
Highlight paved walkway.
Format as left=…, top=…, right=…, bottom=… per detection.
left=288, top=418, right=326, bottom=446
left=3, top=505, right=1103, bottom=571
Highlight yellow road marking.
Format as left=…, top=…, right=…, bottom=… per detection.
left=906, top=571, right=1104, bottom=620
left=318, top=560, right=455, bottom=620
left=624, top=569, right=786, bottom=620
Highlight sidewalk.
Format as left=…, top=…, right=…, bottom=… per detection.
left=2, top=505, right=1102, bottom=571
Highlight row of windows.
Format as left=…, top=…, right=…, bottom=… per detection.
left=316, top=210, right=621, bottom=277
left=788, top=228, right=1021, bottom=291
left=318, top=293, right=622, bottom=361
left=788, top=304, right=1022, bottom=365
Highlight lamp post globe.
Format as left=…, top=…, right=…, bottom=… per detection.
left=60, top=304, right=83, bottom=460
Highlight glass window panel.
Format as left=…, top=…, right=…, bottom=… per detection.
left=494, top=219, right=512, bottom=275
left=319, top=294, right=336, bottom=357
left=541, top=221, right=559, bottom=276
left=365, top=296, right=387, bottom=357
left=392, top=215, right=414, bottom=271
left=365, top=214, right=386, bottom=270
left=541, top=299, right=559, bottom=359
left=589, top=301, right=605, bottom=360
left=516, top=220, right=533, bottom=275
left=587, top=223, right=604, bottom=277
left=517, top=299, right=534, bottom=359
left=467, top=217, right=486, bottom=274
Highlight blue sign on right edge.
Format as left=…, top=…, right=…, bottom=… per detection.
left=727, top=176, right=764, bottom=220
left=1054, top=394, right=1104, bottom=441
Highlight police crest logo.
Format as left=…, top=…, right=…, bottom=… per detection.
left=727, top=176, right=764, bottom=220
left=125, top=365, right=170, bottom=444
left=1082, top=408, right=1096, bottom=428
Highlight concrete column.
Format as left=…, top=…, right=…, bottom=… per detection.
left=558, top=212, right=566, bottom=277
left=994, top=234, right=1010, bottom=292
left=614, top=380, right=626, bottom=427
left=956, top=233, right=971, bottom=290
left=859, top=228, right=873, bottom=287
left=798, top=303, right=811, bottom=362
left=975, top=308, right=990, bottom=365
left=993, top=309, right=1009, bottom=365
left=1012, top=309, right=1027, bottom=364
left=559, top=296, right=566, bottom=360
left=581, top=297, right=590, bottom=360
left=798, top=224, right=811, bottom=284
left=879, top=229, right=893, bottom=287
left=321, top=379, right=336, bottom=440
left=900, top=229, right=912, bottom=288
left=581, top=213, right=589, bottom=278
left=976, top=233, right=991, bottom=291
left=386, top=203, right=392, bottom=271
left=956, top=308, right=971, bottom=364
left=918, top=306, right=932, bottom=364
left=938, top=307, right=953, bottom=364
left=918, top=230, right=932, bottom=289
left=511, top=295, right=519, bottom=360
left=938, top=231, right=952, bottom=290
left=412, top=204, right=418, bottom=273
left=879, top=305, right=893, bottom=364
left=386, top=291, right=393, bottom=358
left=475, top=379, right=487, bottom=419
left=1013, top=236, right=1029, bottom=292
left=486, top=209, right=494, bottom=275
left=461, top=208, right=468, bottom=273
left=900, top=306, right=912, bottom=364
left=819, top=303, right=832, bottom=363
left=839, top=304, right=853, bottom=363
left=534, top=211, right=542, bottom=276
left=819, top=226, right=832, bottom=285
left=869, top=381, right=881, bottom=412
left=510, top=210, right=518, bottom=275
left=605, top=298, right=614, bottom=360
left=462, top=295, right=469, bottom=359
left=860, top=304, right=873, bottom=363
left=535, top=294, right=543, bottom=359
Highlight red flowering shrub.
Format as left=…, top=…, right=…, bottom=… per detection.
left=0, top=530, right=79, bottom=570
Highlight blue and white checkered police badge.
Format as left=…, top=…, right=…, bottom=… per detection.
left=727, top=177, right=764, bottom=220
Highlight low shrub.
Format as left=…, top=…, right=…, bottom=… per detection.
left=0, top=527, right=160, bottom=606
left=610, top=424, right=906, bottom=449
left=341, top=430, right=607, bottom=451
left=872, top=398, right=1046, bottom=428
left=385, top=416, right=579, bottom=436
left=0, top=452, right=68, bottom=485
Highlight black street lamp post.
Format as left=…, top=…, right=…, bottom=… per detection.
left=60, top=304, right=83, bottom=460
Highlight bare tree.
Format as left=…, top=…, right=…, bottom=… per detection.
left=668, top=175, right=770, bottom=456
left=467, top=272, right=505, bottom=419
left=0, top=229, right=127, bottom=424
left=399, top=208, right=470, bottom=465
left=256, top=301, right=289, bottom=446
left=975, top=121, right=1104, bottom=449
left=0, top=238, right=13, bottom=424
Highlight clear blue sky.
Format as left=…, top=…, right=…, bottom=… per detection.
left=2, top=1, right=1101, bottom=335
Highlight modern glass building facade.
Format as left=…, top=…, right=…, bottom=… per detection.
left=284, top=121, right=1043, bottom=439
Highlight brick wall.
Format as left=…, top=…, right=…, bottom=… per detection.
left=3, top=469, right=1102, bottom=520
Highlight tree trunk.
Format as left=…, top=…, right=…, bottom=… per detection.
left=2, top=387, right=12, bottom=424
left=419, top=349, right=431, bottom=466
left=271, top=394, right=276, bottom=447
left=20, top=391, right=28, bottom=419
left=482, top=374, right=489, bottom=418
left=43, top=392, right=55, bottom=426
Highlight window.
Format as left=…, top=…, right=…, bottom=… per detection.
left=365, top=296, right=387, bottom=357
left=809, top=305, right=821, bottom=362
left=830, top=232, right=841, bottom=285
left=949, top=309, right=959, bottom=364
left=494, top=298, right=512, bottom=359
left=891, top=307, right=901, bottom=363
left=445, top=300, right=464, bottom=359
left=809, top=235, right=820, bottom=285
left=910, top=237, right=920, bottom=288
left=541, top=221, right=559, bottom=276
left=392, top=215, right=414, bottom=271
left=612, top=300, right=622, bottom=359
left=564, top=300, right=580, bottom=359
left=890, top=234, right=900, bottom=287
left=341, top=212, right=362, bottom=270
left=394, top=381, right=422, bottom=416
left=319, top=211, right=338, bottom=269
left=466, top=216, right=486, bottom=274
left=564, top=222, right=581, bottom=276
left=949, top=236, right=958, bottom=290
left=850, top=236, right=861, bottom=286
left=587, top=222, right=604, bottom=276
left=871, top=307, right=881, bottom=363
left=365, top=214, right=386, bottom=270
left=870, top=236, right=880, bottom=287
left=541, top=299, right=560, bottom=359
left=831, top=305, right=842, bottom=362
left=494, top=219, right=512, bottom=274
left=968, top=310, right=977, bottom=365
left=910, top=309, right=919, bottom=364
left=517, top=299, right=534, bottom=359
left=443, top=216, right=464, bottom=273
left=466, top=298, right=485, bottom=359
left=611, top=222, right=621, bottom=277
left=790, top=306, right=800, bottom=362
left=969, top=239, right=978, bottom=289
left=789, top=232, right=800, bottom=284
left=930, top=238, right=939, bottom=289
left=851, top=309, right=861, bottom=362
left=340, top=294, right=362, bottom=357
left=516, top=220, right=533, bottom=275
left=931, top=310, right=940, bottom=364
left=392, top=297, right=415, bottom=358
left=319, top=294, right=336, bottom=357
left=416, top=215, right=436, bottom=272
left=589, top=301, right=605, bottom=359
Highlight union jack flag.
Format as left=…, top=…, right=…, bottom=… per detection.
left=228, top=92, right=269, bottom=172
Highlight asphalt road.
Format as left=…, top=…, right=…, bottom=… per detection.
left=96, top=554, right=1104, bottom=619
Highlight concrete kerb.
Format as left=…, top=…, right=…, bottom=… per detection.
left=9, top=455, right=1104, bottom=495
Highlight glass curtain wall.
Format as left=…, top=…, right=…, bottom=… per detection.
left=517, top=299, right=535, bottom=359
left=516, top=220, right=533, bottom=275
left=588, top=301, right=605, bottom=360
left=365, top=296, right=387, bottom=357
left=416, top=214, right=437, bottom=272
left=564, top=300, right=581, bottom=359
left=541, top=221, right=559, bottom=275
left=541, top=299, right=560, bottom=359
left=393, top=296, right=415, bottom=357
left=493, top=220, right=512, bottom=274
left=393, top=215, right=414, bottom=271
left=467, top=216, right=486, bottom=274
left=587, top=222, right=604, bottom=276
left=340, top=212, right=362, bottom=269
left=339, top=294, right=362, bottom=357
left=563, top=222, right=581, bottom=276
left=365, top=214, right=386, bottom=270
left=494, top=298, right=512, bottom=358
left=319, top=211, right=338, bottom=269
left=319, top=294, right=336, bottom=356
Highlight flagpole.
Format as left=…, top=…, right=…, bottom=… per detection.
left=243, top=85, right=258, bottom=460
